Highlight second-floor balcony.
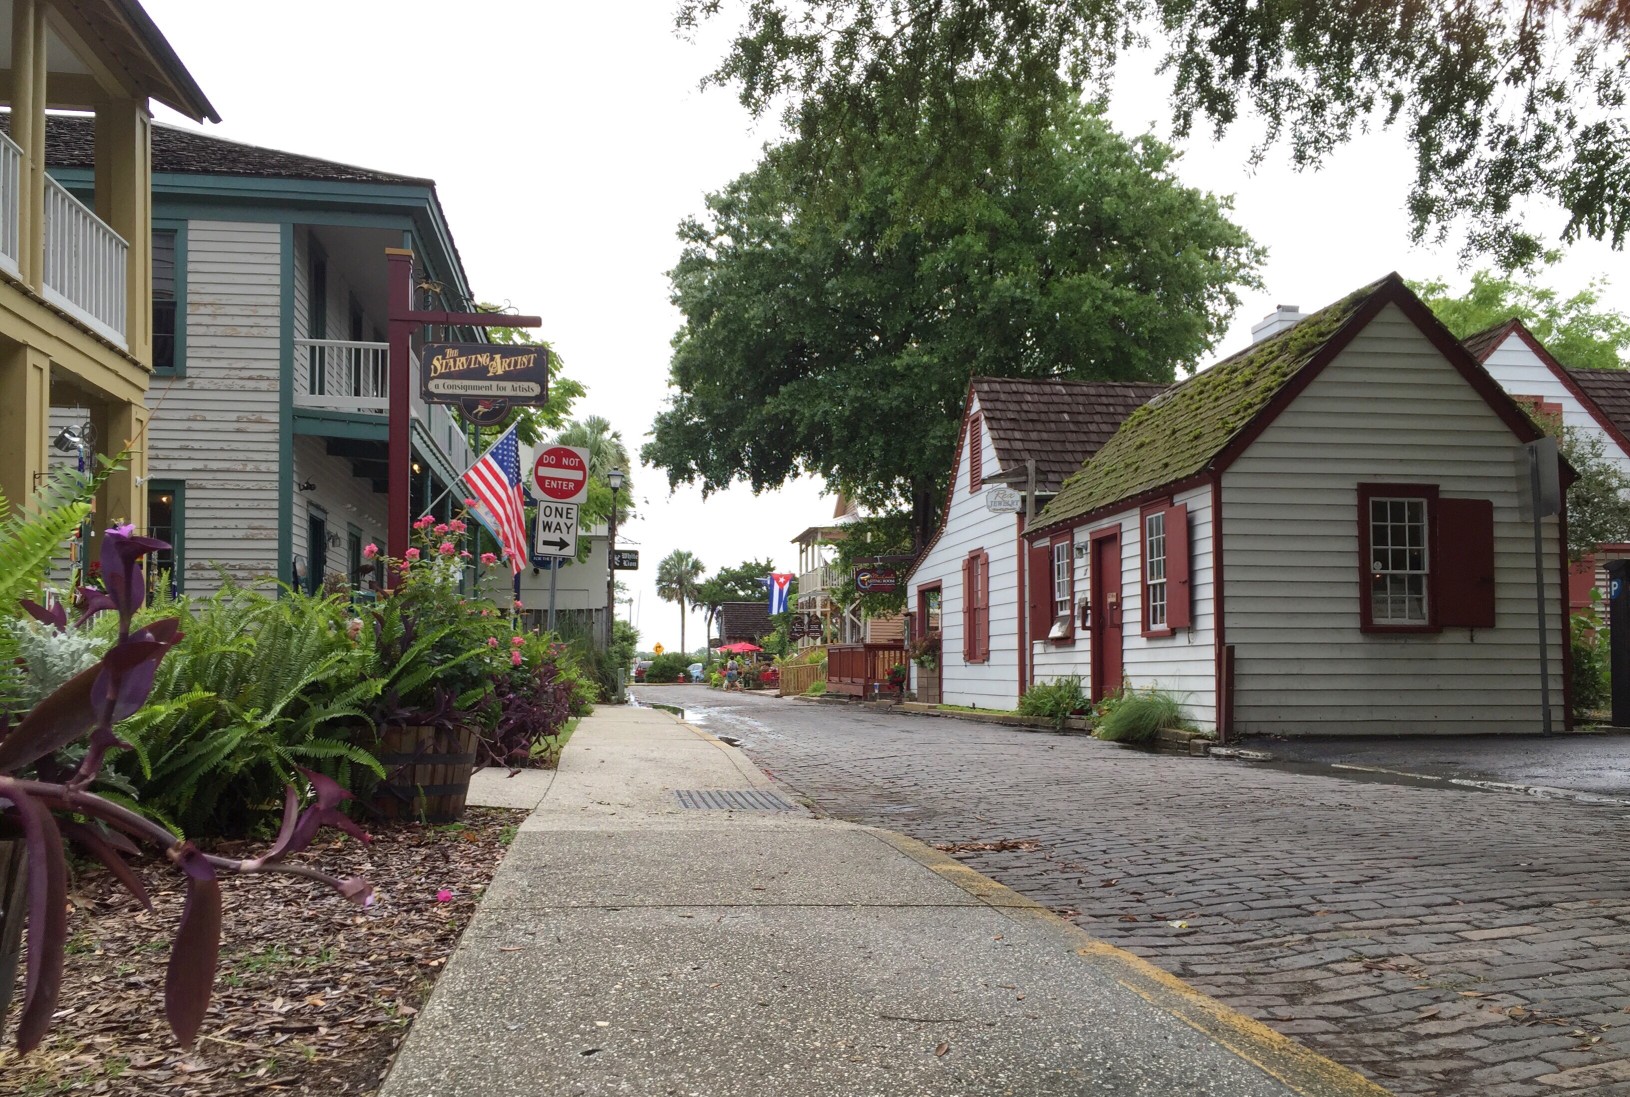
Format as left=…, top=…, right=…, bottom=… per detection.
left=293, top=337, right=473, bottom=471
left=798, top=564, right=834, bottom=598
left=0, top=131, right=129, bottom=348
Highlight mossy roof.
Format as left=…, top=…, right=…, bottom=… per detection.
left=1035, top=276, right=1391, bottom=529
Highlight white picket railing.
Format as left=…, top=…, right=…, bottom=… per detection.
left=293, top=338, right=389, bottom=413
left=41, top=176, right=127, bottom=347
left=0, top=131, right=22, bottom=279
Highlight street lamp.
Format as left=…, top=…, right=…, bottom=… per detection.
left=605, top=468, right=624, bottom=652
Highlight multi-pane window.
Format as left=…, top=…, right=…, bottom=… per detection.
left=1145, top=511, right=1167, bottom=629
left=1369, top=497, right=1429, bottom=623
left=146, top=482, right=181, bottom=599
left=1052, top=541, right=1071, bottom=618
left=152, top=229, right=177, bottom=372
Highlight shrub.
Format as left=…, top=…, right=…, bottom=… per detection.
left=1572, top=608, right=1610, bottom=722
left=804, top=680, right=827, bottom=697
left=645, top=652, right=690, bottom=682
left=1093, top=686, right=1195, bottom=744
left=1017, top=675, right=1089, bottom=730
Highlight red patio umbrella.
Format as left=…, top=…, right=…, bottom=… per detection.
left=716, top=641, right=763, bottom=653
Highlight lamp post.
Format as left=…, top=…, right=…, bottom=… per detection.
left=605, top=468, right=624, bottom=651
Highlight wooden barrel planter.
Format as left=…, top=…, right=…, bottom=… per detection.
left=371, top=724, right=478, bottom=824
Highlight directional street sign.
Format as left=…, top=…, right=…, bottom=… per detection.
left=612, top=550, right=640, bottom=571
left=533, top=444, right=591, bottom=504
left=534, top=500, right=578, bottom=558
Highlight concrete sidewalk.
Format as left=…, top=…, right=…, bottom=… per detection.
left=380, top=706, right=1387, bottom=1097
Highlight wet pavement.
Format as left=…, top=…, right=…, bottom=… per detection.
left=635, top=687, right=1630, bottom=1097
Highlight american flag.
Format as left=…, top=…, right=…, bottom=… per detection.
left=461, top=425, right=527, bottom=574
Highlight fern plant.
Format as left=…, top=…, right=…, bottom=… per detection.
left=0, top=468, right=96, bottom=716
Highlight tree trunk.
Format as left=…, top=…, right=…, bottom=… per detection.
left=911, top=477, right=938, bottom=554
left=679, top=596, right=687, bottom=655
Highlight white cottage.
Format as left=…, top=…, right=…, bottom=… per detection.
left=903, top=377, right=1164, bottom=707
left=1026, top=274, right=1571, bottom=737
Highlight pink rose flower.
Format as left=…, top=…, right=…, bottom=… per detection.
left=510, top=651, right=523, bottom=666
left=481, top=552, right=497, bottom=565
left=448, top=519, right=467, bottom=534
left=436, top=889, right=452, bottom=903
left=414, top=516, right=433, bottom=530
left=514, top=599, right=525, bottom=610
left=434, top=523, right=449, bottom=535
left=438, top=541, right=456, bottom=556
left=460, top=551, right=472, bottom=559
left=511, top=635, right=525, bottom=647
left=362, top=543, right=379, bottom=559
left=487, top=637, right=499, bottom=648
left=463, top=498, right=479, bottom=508
left=405, top=547, right=421, bottom=561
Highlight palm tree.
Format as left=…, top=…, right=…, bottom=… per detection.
left=557, top=416, right=633, bottom=523
left=655, top=549, right=705, bottom=655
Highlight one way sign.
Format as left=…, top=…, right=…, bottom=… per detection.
left=534, top=501, right=578, bottom=558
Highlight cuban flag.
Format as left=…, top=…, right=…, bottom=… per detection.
left=764, top=572, right=795, bottom=614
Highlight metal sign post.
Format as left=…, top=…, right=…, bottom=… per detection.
left=1609, top=559, right=1630, bottom=727
left=1524, top=437, right=1561, bottom=736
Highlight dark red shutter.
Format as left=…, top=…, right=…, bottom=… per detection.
left=1437, top=498, right=1496, bottom=629
left=978, top=551, right=991, bottom=660
left=968, top=413, right=983, bottom=493
left=1164, top=503, right=1191, bottom=629
left=1569, top=555, right=1598, bottom=610
left=961, top=556, right=974, bottom=660
left=1028, top=541, right=1052, bottom=641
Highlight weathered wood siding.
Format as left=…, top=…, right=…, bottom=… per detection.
left=906, top=395, right=1024, bottom=708
left=145, top=221, right=282, bottom=594
left=1029, top=485, right=1219, bottom=727
left=1480, top=333, right=1630, bottom=481
left=1221, top=303, right=1566, bottom=735
left=291, top=435, right=387, bottom=587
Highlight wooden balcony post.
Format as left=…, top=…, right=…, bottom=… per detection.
left=90, top=398, right=147, bottom=552
left=94, top=99, right=152, bottom=362
left=0, top=344, right=50, bottom=505
left=11, top=0, right=45, bottom=290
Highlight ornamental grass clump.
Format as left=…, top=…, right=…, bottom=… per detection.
left=1092, top=686, right=1196, bottom=744
left=0, top=477, right=371, bottom=1055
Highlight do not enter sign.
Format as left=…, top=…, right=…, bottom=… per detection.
left=533, top=445, right=590, bottom=503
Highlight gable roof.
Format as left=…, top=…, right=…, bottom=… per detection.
left=716, top=601, right=772, bottom=645
left=89, top=0, right=218, bottom=122
left=971, top=377, right=1169, bottom=494
left=1462, top=317, right=1630, bottom=464
left=1035, top=274, right=1547, bottom=532
left=20, top=114, right=429, bottom=186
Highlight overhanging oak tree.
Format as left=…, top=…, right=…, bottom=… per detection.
left=643, top=92, right=1261, bottom=547
left=679, top=0, right=1630, bottom=267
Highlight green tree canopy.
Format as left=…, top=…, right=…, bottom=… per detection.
left=694, top=557, right=778, bottom=652
left=1414, top=272, right=1630, bottom=372
left=643, top=91, right=1260, bottom=546
left=680, top=0, right=1630, bottom=267
left=655, top=549, right=706, bottom=654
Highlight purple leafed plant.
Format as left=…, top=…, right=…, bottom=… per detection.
left=0, top=525, right=373, bottom=1053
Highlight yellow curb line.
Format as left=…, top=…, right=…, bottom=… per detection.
left=870, top=829, right=1393, bottom=1097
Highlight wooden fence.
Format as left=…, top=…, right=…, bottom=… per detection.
left=826, top=642, right=907, bottom=698
left=778, top=661, right=826, bottom=697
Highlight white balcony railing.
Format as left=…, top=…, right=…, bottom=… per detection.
left=0, top=131, right=21, bottom=279
left=41, top=176, right=127, bottom=347
left=798, top=564, right=834, bottom=597
left=294, top=338, right=389, bottom=413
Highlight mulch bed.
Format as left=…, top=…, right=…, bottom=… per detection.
left=0, top=806, right=526, bottom=1096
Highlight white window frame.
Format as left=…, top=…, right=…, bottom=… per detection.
left=1368, top=496, right=1429, bottom=624
left=1052, top=540, right=1071, bottom=618
left=1145, top=511, right=1167, bottom=629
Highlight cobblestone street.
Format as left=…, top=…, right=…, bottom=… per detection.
left=653, top=688, right=1630, bottom=1096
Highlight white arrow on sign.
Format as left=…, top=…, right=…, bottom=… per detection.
left=534, top=501, right=578, bottom=558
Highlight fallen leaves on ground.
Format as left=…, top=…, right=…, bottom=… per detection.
left=930, top=839, right=1040, bottom=854
left=1, top=806, right=525, bottom=1096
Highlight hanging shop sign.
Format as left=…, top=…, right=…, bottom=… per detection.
left=789, top=613, right=820, bottom=640
left=853, top=565, right=900, bottom=595
left=421, top=342, right=550, bottom=423
left=612, top=550, right=640, bottom=571
left=983, top=486, right=1023, bottom=513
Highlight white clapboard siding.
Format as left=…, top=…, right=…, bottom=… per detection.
left=1480, top=332, right=1630, bottom=481
left=1221, top=303, right=1566, bottom=736
left=291, top=436, right=388, bottom=584
left=1029, top=485, right=1218, bottom=728
left=145, top=221, right=282, bottom=594
left=907, top=395, right=1026, bottom=708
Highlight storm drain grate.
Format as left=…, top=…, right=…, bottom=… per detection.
left=675, top=789, right=796, bottom=811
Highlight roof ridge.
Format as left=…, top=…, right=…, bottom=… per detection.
left=149, top=119, right=432, bottom=185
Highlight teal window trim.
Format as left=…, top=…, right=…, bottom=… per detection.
left=346, top=524, right=363, bottom=590
left=146, top=478, right=185, bottom=595
left=153, top=219, right=188, bottom=377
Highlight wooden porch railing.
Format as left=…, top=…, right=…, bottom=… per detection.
left=826, top=642, right=907, bottom=698
left=778, top=661, right=826, bottom=697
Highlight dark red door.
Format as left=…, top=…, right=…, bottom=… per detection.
left=1090, top=531, right=1123, bottom=702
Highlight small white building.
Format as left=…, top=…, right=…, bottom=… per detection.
left=903, top=377, right=1164, bottom=708
left=1026, top=274, right=1570, bottom=737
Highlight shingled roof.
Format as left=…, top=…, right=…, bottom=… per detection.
left=1461, top=319, right=1522, bottom=363
left=1565, top=367, right=1630, bottom=441
left=971, top=377, right=1168, bottom=494
left=11, top=114, right=430, bottom=186
left=715, top=601, right=772, bottom=645
left=1034, top=276, right=1394, bottom=530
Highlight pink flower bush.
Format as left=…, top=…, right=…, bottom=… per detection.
left=480, top=552, right=498, bottom=566
left=362, top=543, right=379, bottom=559
left=438, top=541, right=456, bottom=556
left=510, top=651, right=523, bottom=667
left=488, top=637, right=499, bottom=648
left=512, top=635, right=525, bottom=647
left=405, top=547, right=421, bottom=561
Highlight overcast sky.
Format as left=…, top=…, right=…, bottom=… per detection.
left=144, top=1, right=1630, bottom=651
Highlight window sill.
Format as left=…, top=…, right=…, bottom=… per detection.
left=1142, top=627, right=1176, bottom=639
left=1360, top=623, right=1441, bottom=635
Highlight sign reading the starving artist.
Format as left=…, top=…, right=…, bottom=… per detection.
left=421, top=343, right=550, bottom=412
